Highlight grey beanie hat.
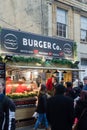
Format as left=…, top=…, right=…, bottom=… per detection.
left=83, top=76, right=87, bottom=80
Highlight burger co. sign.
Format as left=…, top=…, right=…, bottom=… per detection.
left=0, top=28, right=74, bottom=59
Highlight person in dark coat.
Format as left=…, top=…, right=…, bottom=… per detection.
left=72, top=81, right=83, bottom=99
left=74, top=90, right=87, bottom=130
left=82, top=76, right=87, bottom=90
left=65, top=82, right=75, bottom=99
left=46, top=84, right=74, bottom=130
left=0, top=82, right=16, bottom=130
left=34, top=84, right=49, bottom=130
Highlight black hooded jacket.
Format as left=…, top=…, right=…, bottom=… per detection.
left=0, top=94, right=16, bottom=130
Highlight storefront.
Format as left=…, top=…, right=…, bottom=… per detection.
left=0, top=28, right=84, bottom=127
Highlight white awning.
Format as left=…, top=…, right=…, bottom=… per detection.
left=6, top=65, right=85, bottom=71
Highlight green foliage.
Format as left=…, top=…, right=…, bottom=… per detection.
left=73, top=42, right=77, bottom=59
left=12, top=56, right=42, bottom=64
left=0, top=55, right=78, bottom=68
left=7, top=92, right=38, bottom=99
left=51, top=59, right=73, bottom=66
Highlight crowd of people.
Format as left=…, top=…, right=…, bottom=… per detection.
left=1, top=74, right=87, bottom=130
left=33, top=75, right=87, bottom=130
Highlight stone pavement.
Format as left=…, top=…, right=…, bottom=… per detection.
left=16, top=125, right=33, bottom=130
left=16, top=125, right=45, bottom=130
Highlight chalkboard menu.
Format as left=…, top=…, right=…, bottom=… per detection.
left=0, top=62, right=6, bottom=93
left=0, top=62, right=5, bottom=78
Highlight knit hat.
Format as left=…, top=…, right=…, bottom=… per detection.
left=83, top=76, right=87, bottom=80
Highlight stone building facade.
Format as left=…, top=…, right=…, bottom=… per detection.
left=51, top=0, right=87, bottom=80
left=0, top=0, right=87, bottom=80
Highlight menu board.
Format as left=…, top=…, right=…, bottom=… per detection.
left=0, top=62, right=6, bottom=93
left=0, top=62, right=5, bottom=78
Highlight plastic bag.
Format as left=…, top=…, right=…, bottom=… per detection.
left=32, top=112, right=39, bottom=119
left=72, top=123, right=78, bottom=130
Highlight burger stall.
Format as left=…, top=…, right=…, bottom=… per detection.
left=0, top=28, right=84, bottom=127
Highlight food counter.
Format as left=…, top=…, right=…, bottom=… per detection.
left=6, top=76, right=39, bottom=127
left=14, top=96, right=37, bottom=127
left=7, top=92, right=38, bottom=127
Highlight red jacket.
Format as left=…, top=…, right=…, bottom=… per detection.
left=46, top=78, right=53, bottom=90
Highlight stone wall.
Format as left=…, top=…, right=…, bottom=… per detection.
left=0, top=0, right=48, bottom=35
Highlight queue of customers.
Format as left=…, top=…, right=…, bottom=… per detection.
left=1, top=75, right=87, bottom=130
left=33, top=75, right=87, bottom=130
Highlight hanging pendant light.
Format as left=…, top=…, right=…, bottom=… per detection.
left=53, top=70, right=59, bottom=74
left=46, top=70, right=51, bottom=73
left=63, top=70, right=67, bottom=73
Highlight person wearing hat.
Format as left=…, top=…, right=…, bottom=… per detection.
left=46, top=84, right=74, bottom=130
left=83, top=76, right=87, bottom=90
left=0, top=82, right=16, bottom=130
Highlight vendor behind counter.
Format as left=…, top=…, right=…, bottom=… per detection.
left=6, top=76, right=38, bottom=94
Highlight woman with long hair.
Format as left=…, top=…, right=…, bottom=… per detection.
left=33, top=84, right=49, bottom=130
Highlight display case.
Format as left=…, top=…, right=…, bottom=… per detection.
left=5, top=67, right=40, bottom=127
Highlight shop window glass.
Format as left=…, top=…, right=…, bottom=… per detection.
left=57, top=8, right=67, bottom=38
left=80, top=16, right=87, bottom=42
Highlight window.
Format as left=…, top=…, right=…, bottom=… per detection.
left=80, top=16, right=87, bottom=42
left=81, top=58, right=87, bottom=65
left=57, top=8, right=67, bottom=38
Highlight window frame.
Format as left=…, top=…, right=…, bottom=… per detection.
left=80, top=16, right=87, bottom=43
left=56, top=8, right=67, bottom=38
left=81, top=58, right=87, bottom=66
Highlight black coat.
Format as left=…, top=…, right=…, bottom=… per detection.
left=46, top=94, right=74, bottom=130
left=74, top=99, right=87, bottom=130
left=0, top=94, right=16, bottom=130
left=36, top=93, right=47, bottom=113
